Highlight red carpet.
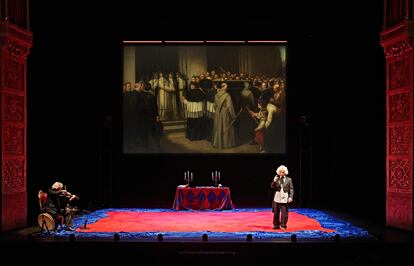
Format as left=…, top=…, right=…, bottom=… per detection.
left=77, top=211, right=335, bottom=233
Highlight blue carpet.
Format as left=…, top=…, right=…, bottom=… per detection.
left=50, top=208, right=374, bottom=241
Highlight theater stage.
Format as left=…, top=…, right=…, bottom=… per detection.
left=40, top=208, right=371, bottom=241
left=2, top=208, right=413, bottom=265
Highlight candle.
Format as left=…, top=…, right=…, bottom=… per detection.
left=218, top=171, right=220, bottom=180
left=215, top=171, right=217, bottom=178
left=212, top=172, right=214, bottom=180
left=191, top=172, right=193, bottom=181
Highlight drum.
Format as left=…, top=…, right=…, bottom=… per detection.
left=37, top=213, right=55, bottom=231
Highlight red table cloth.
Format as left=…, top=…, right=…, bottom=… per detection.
left=173, top=187, right=234, bottom=210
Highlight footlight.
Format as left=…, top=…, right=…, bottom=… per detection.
left=202, top=233, right=208, bottom=241
left=157, top=233, right=163, bottom=241
left=246, top=234, right=253, bottom=242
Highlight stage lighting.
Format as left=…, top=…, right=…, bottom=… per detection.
left=114, top=233, right=120, bottom=241
left=290, top=234, right=297, bottom=242
left=246, top=234, right=252, bottom=242
left=69, top=233, right=75, bottom=242
left=157, top=233, right=163, bottom=241
left=202, top=233, right=208, bottom=241
left=334, top=234, right=340, bottom=242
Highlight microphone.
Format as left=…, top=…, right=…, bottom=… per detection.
left=79, top=201, right=92, bottom=230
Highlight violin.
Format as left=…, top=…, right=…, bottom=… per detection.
left=62, top=187, right=79, bottom=201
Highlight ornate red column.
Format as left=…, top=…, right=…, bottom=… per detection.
left=381, top=19, right=413, bottom=230
left=0, top=20, right=32, bottom=230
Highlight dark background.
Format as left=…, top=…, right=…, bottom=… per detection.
left=26, top=1, right=385, bottom=226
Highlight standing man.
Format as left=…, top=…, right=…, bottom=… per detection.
left=271, top=165, right=294, bottom=230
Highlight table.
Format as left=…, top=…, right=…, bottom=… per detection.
left=173, top=186, right=234, bottom=210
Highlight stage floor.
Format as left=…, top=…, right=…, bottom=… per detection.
left=45, top=208, right=372, bottom=241
left=2, top=208, right=414, bottom=265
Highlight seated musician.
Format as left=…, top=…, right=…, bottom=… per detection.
left=43, top=181, right=78, bottom=231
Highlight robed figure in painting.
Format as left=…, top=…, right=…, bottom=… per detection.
left=268, top=79, right=286, bottom=153
left=167, top=73, right=179, bottom=120
left=183, top=82, right=206, bottom=140
left=205, top=83, right=218, bottom=141
left=212, top=83, right=236, bottom=149
left=263, top=98, right=281, bottom=153
left=123, top=82, right=135, bottom=147
left=237, top=81, right=257, bottom=145
left=157, top=72, right=175, bottom=121
left=176, top=72, right=187, bottom=119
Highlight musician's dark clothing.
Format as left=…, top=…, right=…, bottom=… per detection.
left=43, top=189, right=73, bottom=227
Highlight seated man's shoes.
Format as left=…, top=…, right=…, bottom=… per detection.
left=273, top=226, right=280, bottom=229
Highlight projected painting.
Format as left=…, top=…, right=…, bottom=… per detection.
left=123, top=44, right=286, bottom=154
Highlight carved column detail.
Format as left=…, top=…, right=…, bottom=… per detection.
left=389, top=124, right=410, bottom=155
left=0, top=21, right=32, bottom=231
left=381, top=20, right=413, bottom=230
left=389, top=57, right=410, bottom=90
